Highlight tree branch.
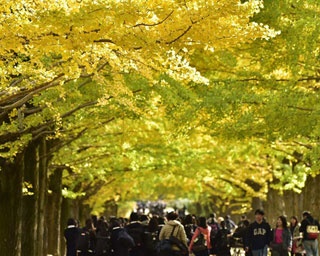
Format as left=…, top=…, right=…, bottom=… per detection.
left=166, top=25, right=192, bottom=44
left=0, top=73, right=65, bottom=111
left=133, top=10, right=174, bottom=28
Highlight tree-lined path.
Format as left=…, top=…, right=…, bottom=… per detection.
left=0, top=0, right=319, bottom=255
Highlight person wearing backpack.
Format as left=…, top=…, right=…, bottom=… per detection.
left=158, top=211, right=188, bottom=256
left=214, top=221, right=232, bottom=256
left=189, top=216, right=212, bottom=256
left=125, top=212, right=145, bottom=256
left=299, top=211, right=320, bottom=256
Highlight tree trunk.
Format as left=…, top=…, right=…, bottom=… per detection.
left=0, top=155, right=24, bottom=256
left=302, top=175, right=320, bottom=217
left=47, top=167, right=63, bottom=256
left=37, top=138, right=48, bottom=256
left=21, top=139, right=50, bottom=256
left=21, top=142, right=37, bottom=256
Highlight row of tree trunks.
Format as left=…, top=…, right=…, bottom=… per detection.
left=263, top=174, right=320, bottom=225
left=0, top=138, right=68, bottom=256
left=0, top=155, right=23, bottom=256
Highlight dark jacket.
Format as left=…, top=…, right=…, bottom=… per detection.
left=111, top=227, right=133, bottom=256
left=246, top=221, right=272, bottom=250
left=125, top=221, right=145, bottom=256
left=214, top=227, right=231, bottom=256
left=299, top=215, right=320, bottom=241
left=64, top=225, right=81, bottom=256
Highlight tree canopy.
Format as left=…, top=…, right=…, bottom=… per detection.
left=1, top=0, right=320, bottom=216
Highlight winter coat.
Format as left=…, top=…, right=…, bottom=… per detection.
left=159, top=220, right=188, bottom=250
left=189, top=226, right=212, bottom=251
left=299, top=215, right=320, bottom=241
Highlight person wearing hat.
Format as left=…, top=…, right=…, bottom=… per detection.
left=299, top=211, right=320, bottom=256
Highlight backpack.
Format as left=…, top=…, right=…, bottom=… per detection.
left=117, top=228, right=135, bottom=248
left=306, top=219, right=319, bottom=240
left=192, top=228, right=207, bottom=252
left=77, top=228, right=91, bottom=252
left=156, top=225, right=188, bottom=256
left=156, top=239, right=173, bottom=256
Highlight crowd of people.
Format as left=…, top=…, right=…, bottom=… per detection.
left=64, top=209, right=320, bottom=256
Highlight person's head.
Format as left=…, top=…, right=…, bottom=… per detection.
left=91, top=215, right=98, bottom=228
left=302, top=211, right=311, bottom=219
left=140, top=214, right=149, bottom=224
left=85, top=218, right=94, bottom=229
left=220, top=220, right=226, bottom=229
left=209, top=213, right=217, bottom=219
left=184, top=214, right=194, bottom=225
left=242, top=219, right=250, bottom=227
left=130, top=211, right=140, bottom=222
left=217, top=216, right=224, bottom=224
left=254, top=209, right=265, bottom=223
left=167, top=211, right=178, bottom=221
left=96, top=219, right=108, bottom=235
left=277, top=215, right=287, bottom=228
left=109, top=217, right=121, bottom=229
left=148, top=216, right=159, bottom=232
left=158, top=216, right=166, bottom=225
left=197, top=216, right=208, bottom=229
left=67, top=218, right=77, bottom=226
left=290, top=216, right=298, bottom=227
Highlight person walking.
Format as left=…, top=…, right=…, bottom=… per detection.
left=290, top=216, right=304, bottom=256
left=245, top=209, right=272, bottom=256
left=270, top=215, right=292, bottom=256
left=299, top=211, right=320, bottom=256
left=159, top=211, right=188, bottom=256
left=214, top=221, right=231, bottom=256
left=125, top=212, right=145, bottom=256
left=64, top=218, right=81, bottom=256
left=183, top=214, right=196, bottom=245
left=189, top=216, right=212, bottom=256
left=110, top=217, right=135, bottom=256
